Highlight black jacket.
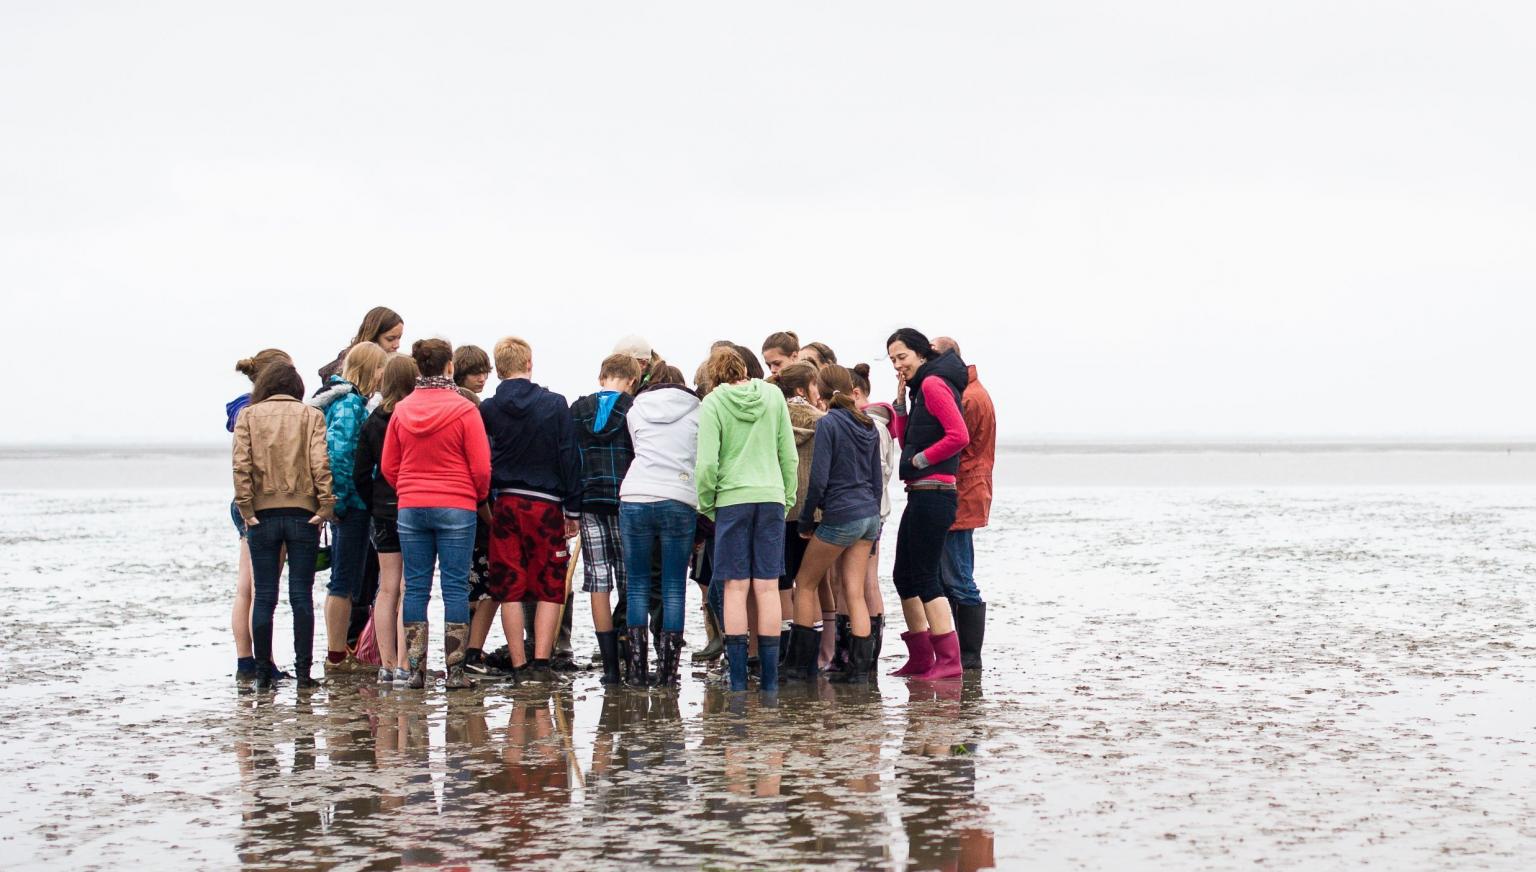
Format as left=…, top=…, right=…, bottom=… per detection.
left=480, top=378, right=583, bottom=517
left=898, top=349, right=968, bottom=482
left=353, top=408, right=397, bottom=520
left=570, top=391, right=635, bottom=515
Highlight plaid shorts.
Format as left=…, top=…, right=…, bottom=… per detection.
left=579, top=512, right=625, bottom=594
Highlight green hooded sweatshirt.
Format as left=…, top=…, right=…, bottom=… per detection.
left=695, top=378, right=798, bottom=520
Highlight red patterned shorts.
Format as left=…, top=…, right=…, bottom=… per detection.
left=487, top=494, right=571, bottom=604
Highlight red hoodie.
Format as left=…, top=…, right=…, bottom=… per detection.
left=381, top=387, right=492, bottom=512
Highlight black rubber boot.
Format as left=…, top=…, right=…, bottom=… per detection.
left=784, top=624, right=820, bottom=682
left=870, top=614, right=885, bottom=674
left=955, top=603, right=986, bottom=671
left=653, top=630, right=683, bottom=687
left=596, top=630, right=622, bottom=685
left=830, top=633, right=874, bottom=684
left=624, top=626, right=650, bottom=687
left=826, top=614, right=851, bottom=673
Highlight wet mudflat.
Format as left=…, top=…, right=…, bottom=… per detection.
left=2, top=480, right=1534, bottom=870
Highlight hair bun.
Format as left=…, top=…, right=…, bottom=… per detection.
left=852, top=362, right=870, bottom=378
left=235, top=357, right=258, bottom=377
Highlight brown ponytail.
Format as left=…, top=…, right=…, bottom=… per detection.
left=234, top=348, right=292, bottom=383
left=815, top=364, right=873, bottom=428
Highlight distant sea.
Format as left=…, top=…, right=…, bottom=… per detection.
left=2, top=442, right=1532, bottom=490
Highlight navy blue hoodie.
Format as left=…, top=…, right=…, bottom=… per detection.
left=798, top=406, right=884, bottom=535
left=479, top=378, right=583, bottom=517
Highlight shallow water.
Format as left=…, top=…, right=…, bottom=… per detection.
left=2, top=458, right=1534, bottom=869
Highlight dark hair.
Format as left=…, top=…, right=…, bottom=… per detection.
left=816, top=365, right=873, bottom=428
left=412, top=338, right=453, bottom=378
left=776, top=362, right=817, bottom=400
left=251, top=363, right=305, bottom=404
left=646, top=364, right=686, bottom=387
left=350, top=306, right=404, bottom=347
left=762, top=331, right=800, bottom=356
left=452, top=345, right=491, bottom=385
left=849, top=362, right=872, bottom=396
left=234, top=349, right=292, bottom=383
left=802, top=341, right=837, bottom=366
left=731, top=344, right=765, bottom=380
left=885, top=328, right=934, bottom=361
left=705, top=346, right=748, bottom=386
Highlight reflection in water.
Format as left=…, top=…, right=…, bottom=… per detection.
left=230, top=676, right=995, bottom=869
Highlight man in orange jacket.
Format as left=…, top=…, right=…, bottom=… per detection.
left=932, top=337, right=994, bottom=670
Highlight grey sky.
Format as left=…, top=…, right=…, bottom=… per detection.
left=2, top=2, right=1531, bottom=444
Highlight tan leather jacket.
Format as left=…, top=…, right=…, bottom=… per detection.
left=232, top=395, right=336, bottom=522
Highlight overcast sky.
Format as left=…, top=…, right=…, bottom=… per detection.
left=2, top=1, right=1530, bottom=444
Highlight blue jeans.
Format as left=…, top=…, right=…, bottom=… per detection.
left=247, top=509, right=321, bottom=670
left=326, top=508, right=372, bottom=599
left=939, top=528, right=985, bottom=606
left=398, top=507, right=477, bottom=624
left=621, top=500, right=695, bottom=632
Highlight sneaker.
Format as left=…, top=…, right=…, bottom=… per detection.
left=377, top=667, right=393, bottom=683
left=393, top=667, right=411, bottom=683
left=324, top=653, right=368, bottom=676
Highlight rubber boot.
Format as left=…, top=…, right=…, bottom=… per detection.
left=914, top=631, right=963, bottom=680
left=784, top=624, right=820, bottom=682
left=870, top=615, right=885, bottom=673
left=624, top=625, right=650, bottom=687
left=830, top=634, right=874, bottom=684
left=693, top=604, right=724, bottom=662
left=955, top=603, right=986, bottom=671
left=404, top=622, right=429, bottom=689
left=724, top=634, right=749, bottom=691
left=253, top=659, right=282, bottom=690
left=891, top=629, right=934, bottom=677
left=757, top=634, right=780, bottom=692
left=826, top=614, right=851, bottom=673
left=778, top=626, right=791, bottom=667
left=596, top=630, right=622, bottom=685
left=444, top=622, right=476, bottom=689
left=654, top=630, right=683, bottom=687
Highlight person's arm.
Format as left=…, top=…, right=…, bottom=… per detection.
left=891, top=375, right=909, bottom=444
left=556, top=399, right=583, bottom=520
left=800, top=420, right=835, bottom=536
left=309, top=409, right=336, bottom=520
left=776, top=399, right=798, bottom=511
left=911, top=379, right=970, bottom=470
left=380, top=413, right=401, bottom=489
left=326, top=400, right=363, bottom=509
left=694, top=402, right=721, bottom=521
left=232, top=410, right=256, bottom=524
left=465, top=413, right=492, bottom=502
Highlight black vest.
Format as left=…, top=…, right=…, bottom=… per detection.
left=898, top=350, right=968, bottom=481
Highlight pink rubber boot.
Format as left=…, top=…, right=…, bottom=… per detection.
left=891, top=630, right=934, bottom=677
left=914, top=631, right=963, bottom=680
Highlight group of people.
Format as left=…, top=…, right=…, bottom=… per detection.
left=227, top=307, right=997, bottom=695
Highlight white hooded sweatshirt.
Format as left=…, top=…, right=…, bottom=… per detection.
left=621, top=384, right=702, bottom=507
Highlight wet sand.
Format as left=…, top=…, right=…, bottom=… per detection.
left=1, top=453, right=1534, bottom=869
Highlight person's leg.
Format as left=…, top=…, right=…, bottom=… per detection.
left=530, top=501, right=571, bottom=666
left=891, top=498, right=936, bottom=675
left=324, top=510, right=371, bottom=666
left=792, top=538, right=842, bottom=626
left=487, top=495, right=530, bottom=669
left=752, top=578, right=782, bottom=690
left=582, top=513, right=620, bottom=634
left=658, top=502, right=695, bottom=633
left=246, top=518, right=282, bottom=681
left=620, top=504, right=656, bottom=685
left=908, top=491, right=961, bottom=679
left=941, top=528, right=986, bottom=670
left=283, top=516, right=321, bottom=685
left=818, top=564, right=838, bottom=668
left=751, top=504, right=786, bottom=691
left=469, top=599, right=497, bottom=650
left=433, top=508, right=476, bottom=688
left=233, top=538, right=255, bottom=663
left=348, top=542, right=379, bottom=648
left=838, top=540, right=875, bottom=637
left=374, top=524, right=403, bottom=677
left=396, top=509, right=435, bottom=687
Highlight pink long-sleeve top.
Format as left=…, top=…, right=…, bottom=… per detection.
left=891, top=376, right=970, bottom=484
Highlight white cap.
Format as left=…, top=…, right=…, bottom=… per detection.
left=613, top=334, right=652, bottom=358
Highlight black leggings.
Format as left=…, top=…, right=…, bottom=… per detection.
left=892, top=488, right=957, bottom=602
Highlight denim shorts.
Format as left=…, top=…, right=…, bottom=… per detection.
left=814, top=514, right=882, bottom=548
left=711, top=502, right=785, bottom=582
left=230, top=500, right=247, bottom=539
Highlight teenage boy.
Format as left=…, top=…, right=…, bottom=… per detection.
left=450, top=344, right=498, bottom=675
left=479, top=336, right=583, bottom=681
left=570, top=354, right=642, bottom=684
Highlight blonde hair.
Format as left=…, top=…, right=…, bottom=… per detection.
left=494, top=336, right=532, bottom=378
left=378, top=354, right=420, bottom=413
left=342, top=341, right=389, bottom=396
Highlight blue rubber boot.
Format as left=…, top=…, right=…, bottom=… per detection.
left=756, top=634, right=780, bottom=692
left=725, top=634, right=749, bottom=691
